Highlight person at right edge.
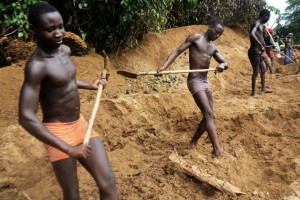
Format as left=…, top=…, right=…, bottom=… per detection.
left=248, top=9, right=272, bottom=96
left=284, top=33, right=294, bottom=65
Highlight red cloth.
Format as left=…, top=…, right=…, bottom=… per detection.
left=266, top=50, right=274, bottom=58
left=267, top=28, right=273, bottom=33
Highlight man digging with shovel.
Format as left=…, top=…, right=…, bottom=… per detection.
left=157, top=19, right=234, bottom=159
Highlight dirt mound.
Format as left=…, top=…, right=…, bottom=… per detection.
left=0, top=37, right=35, bottom=67
left=63, top=31, right=88, bottom=55
left=0, top=32, right=87, bottom=67
left=0, top=25, right=300, bottom=200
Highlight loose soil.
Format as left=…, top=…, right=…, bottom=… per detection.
left=0, top=25, right=299, bottom=200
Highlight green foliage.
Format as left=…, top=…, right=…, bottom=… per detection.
left=1, top=0, right=268, bottom=53
left=47, top=0, right=176, bottom=52
left=120, top=0, right=171, bottom=32
left=279, top=0, right=300, bottom=44
left=272, top=0, right=300, bottom=44
left=0, top=0, right=43, bottom=39
left=267, top=5, right=281, bottom=15
left=265, top=4, right=283, bottom=29
left=118, top=0, right=173, bottom=49
left=168, top=0, right=266, bottom=30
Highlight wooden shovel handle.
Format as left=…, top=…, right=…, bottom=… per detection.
left=280, top=52, right=295, bottom=63
left=138, top=68, right=216, bottom=76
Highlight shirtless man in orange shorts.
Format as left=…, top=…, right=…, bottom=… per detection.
left=157, top=20, right=233, bottom=158
left=18, top=2, right=118, bottom=200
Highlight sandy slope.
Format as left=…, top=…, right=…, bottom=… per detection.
left=0, top=25, right=299, bottom=200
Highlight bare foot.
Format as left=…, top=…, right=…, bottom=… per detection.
left=188, top=141, right=197, bottom=148
left=212, top=150, right=237, bottom=160
left=261, top=88, right=272, bottom=93
left=220, top=151, right=237, bottom=160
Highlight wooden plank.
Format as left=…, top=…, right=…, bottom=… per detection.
left=169, top=153, right=245, bottom=196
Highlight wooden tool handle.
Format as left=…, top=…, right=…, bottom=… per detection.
left=265, top=27, right=276, bottom=46
left=84, top=53, right=108, bottom=145
left=83, top=70, right=106, bottom=145
left=280, top=52, right=295, bottom=63
left=138, top=68, right=216, bottom=76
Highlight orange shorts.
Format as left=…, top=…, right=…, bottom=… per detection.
left=44, top=114, right=97, bottom=162
left=266, top=50, right=274, bottom=58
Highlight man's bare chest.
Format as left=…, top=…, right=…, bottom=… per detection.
left=193, top=42, right=215, bottom=55
left=45, top=58, right=76, bottom=86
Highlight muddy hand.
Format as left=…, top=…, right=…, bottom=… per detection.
left=92, top=77, right=107, bottom=89
left=260, top=44, right=265, bottom=53
left=99, top=72, right=108, bottom=87
left=214, top=68, right=218, bottom=75
left=216, top=66, right=225, bottom=74
left=155, top=68, right=164, bottom=77
left=99, top=77, right=107, bottom=87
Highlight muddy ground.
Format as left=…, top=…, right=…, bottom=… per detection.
left=0, top=25, right=299, bottom=200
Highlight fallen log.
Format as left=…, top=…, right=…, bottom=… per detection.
left=169, top=153, right=245, bottom=196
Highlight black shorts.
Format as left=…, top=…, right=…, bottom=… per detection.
left=248, top=49, right=262, bottom=66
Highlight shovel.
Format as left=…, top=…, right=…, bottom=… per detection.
left=117, top=68, right=216, bottom=79
left=83, top=51, right=108, bottom=145
left=280, top=52, right=295, bottom=63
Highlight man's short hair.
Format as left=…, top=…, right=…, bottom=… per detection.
left=209, top=19, right=224, bottom=28
left=28, top=2, right=58, bottom=26
left=259, top=9, right=270, bottom=18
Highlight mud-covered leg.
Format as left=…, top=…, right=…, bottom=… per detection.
left=192, top=90, right=222, bottom=156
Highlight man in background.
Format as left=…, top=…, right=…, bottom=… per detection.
left=248, top=9, right=272, bottom=96
left=284, top=33, right=294, bottom=65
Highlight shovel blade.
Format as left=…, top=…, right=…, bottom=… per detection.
left=117, top=70, right=138, bottom=78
